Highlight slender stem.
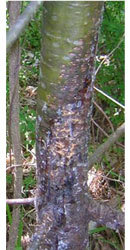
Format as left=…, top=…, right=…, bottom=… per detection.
left=88, top=123, right=125, bottom=170
left=94, top=86, right=125, bottom=109
left=91, top=118, right=109, bottom=137
left=95, top=33, right=124, bottom=76
left=6, top=1, right=42, bottom=50
left=7, top=2, right=23, bottom=250
left=6, top=198, right=35, bottom=205
left=93, top=100, right=114, bottom=132
left=6, top=163, right=36, bottom=172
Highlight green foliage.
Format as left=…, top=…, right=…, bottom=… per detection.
left=20, top=106, right=36, bottom=149
left=6, top=173, right=13, bottom=184
left=89, top=226, right=107, bottom=235
left=18, top=3, right=42, bottom=150
left=23, top=171, right=36, bottom=194
left=15, top=209, right=24, bottom=250
left=6, top=204, right=12, bottom=225
left=99, top=237, right=121, bottom=250
left=20, top=2, right=42, bottom=51
left=89, top=228, right=122, bottom=250
left=96, top=1, right=125, bottom=127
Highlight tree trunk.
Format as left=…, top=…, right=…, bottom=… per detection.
left=29, top=2, right=104, bottom=249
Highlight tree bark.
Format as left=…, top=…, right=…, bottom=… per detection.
left=29, top=2, right=104, bottom=249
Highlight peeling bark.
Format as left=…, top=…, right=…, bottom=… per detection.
left=29, top=2, right=104, bottom=249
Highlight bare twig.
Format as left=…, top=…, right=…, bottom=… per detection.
left=6, top=198, right=35, bottom=205
left=95, top=33, right=124, bottom=76
left=91, top=118, right=109, bottom=137
left=90, top=172, right=124, bottom=184
left=21, top=144, right=36, bottom=158
left=94, top=86, right=125, bottom=109
left=93, top=100, right=114, bottom=132
left=23, top=208, right=35, bottom=219
left=118, top=230, right=124, bottom=249
left=6, top=163, right=36, bottom=172
left=88, top=123, right=125, bottom=170
left=6, top=1, right=42, bottom=50
left=22, top=219, right=33, bottom=235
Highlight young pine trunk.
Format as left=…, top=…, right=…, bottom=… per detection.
left=29, top=2, right=104, bottom=249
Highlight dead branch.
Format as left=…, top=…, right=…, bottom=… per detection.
left=95, top=33, right=124, bottom=76
left=6, top=1, right=41, bottom=50
left=94, top=86, right=125, bottom=109
left=6, top=163, right=36, bottom=172
left=87, top=197, right=124, bottom=231
left=88, top=123, right=125, bottom=170
left=6, top=198, right=35, bottom=206
left=93, top=100, right=114, bottom=132
left=91, top=118, right=109, bottom=137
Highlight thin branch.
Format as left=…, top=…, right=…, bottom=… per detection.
left=93, top=100, right=114, bottom=132
left=95, top=33, right=124, bottom=76
left=89, top=172, right=124, bottom=184
left=87, top=197, right=124, bottom=232
left=94, top=86, right=125, bottom=109
left=91, top=118, right=124, bottom=148
left=117, top=230, right=124, bottom=249
left=91, top=118, right=109, bottom=137
left=6, top=163, right=36, bottom=172
left=6, top=198, right=35, bottom=205
left=21, top=144, right=36, bottom=158
left=6, top=1, right=42, bottom=50
left=100, top=175, right=124, bottom=184
left=88, top=123, right=125, bottom=170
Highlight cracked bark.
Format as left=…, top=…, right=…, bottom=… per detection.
left=28, top=2, right=104, bottom=249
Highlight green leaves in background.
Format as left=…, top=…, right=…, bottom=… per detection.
left=96, top=1, right=124, bottom=127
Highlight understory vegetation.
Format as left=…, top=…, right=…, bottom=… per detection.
left=6, top=1, right=125, bottom=249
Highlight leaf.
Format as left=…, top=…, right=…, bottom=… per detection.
left=6, top=204, right=12, bottom=225
left=89, top=226, right=107, bottom=235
